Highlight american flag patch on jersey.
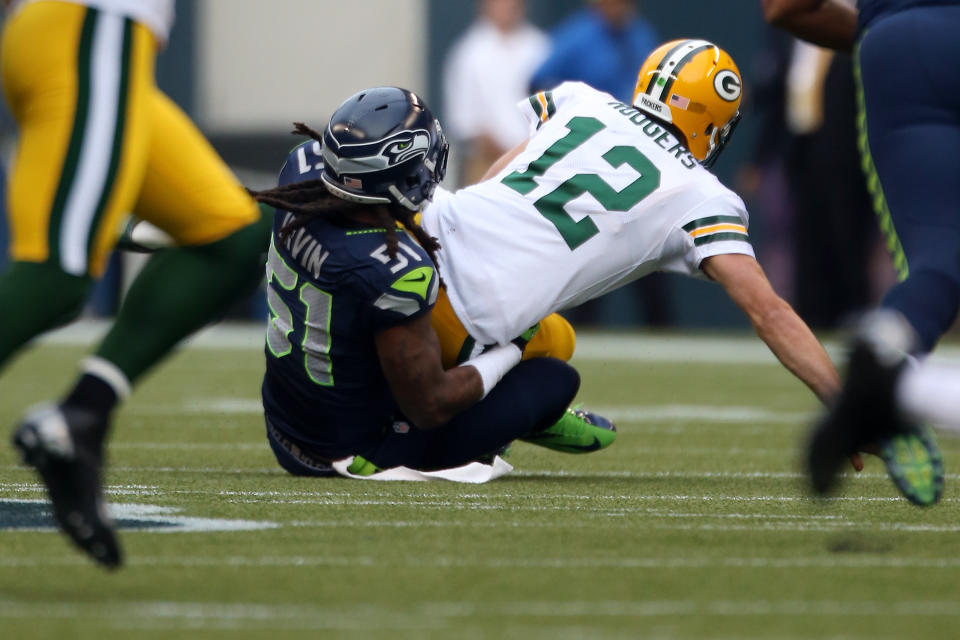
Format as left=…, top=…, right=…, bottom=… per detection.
left=682, top=215, right=748, bottom=246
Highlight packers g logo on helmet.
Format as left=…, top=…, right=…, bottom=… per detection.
left=632, top=39, right=742, bottom=168
left=713, top=70, right=741, bottom=102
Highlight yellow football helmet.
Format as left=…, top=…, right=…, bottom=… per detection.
left=632, top=39, right=742, bottom=168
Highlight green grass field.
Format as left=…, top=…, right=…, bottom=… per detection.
left=1, top=326, right=959, bottom=639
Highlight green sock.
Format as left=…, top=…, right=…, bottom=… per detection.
left=0, top=261, right=91, bottom=370
left=96, top=206, right=272, bottom=383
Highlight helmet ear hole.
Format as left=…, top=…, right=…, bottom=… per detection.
left=705, top=123, right=714, bottom=135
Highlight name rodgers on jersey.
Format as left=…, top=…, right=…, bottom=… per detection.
left=606, top=101, right=699, bottom=170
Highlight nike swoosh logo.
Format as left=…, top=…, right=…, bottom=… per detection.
left=402, top=274, right=427, bottom=282
left=522, top=433, right=602, bottom=452
left=563, top=438, right=602, bottom=452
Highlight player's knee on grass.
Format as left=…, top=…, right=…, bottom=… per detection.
left=523, top=313, right=576, bottom=362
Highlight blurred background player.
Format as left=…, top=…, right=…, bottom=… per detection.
left=529, top=0, right=657, bottom=103
left=249, top=88, right=615, bottom=481
left=781, top=33, right=877, bottom=329
left=740, top=18, right=881, bottom=331
left=527, top=0, right=669, bottom=329
left=2, top=0, right=271, bottom=567
left=763, top=0, right=958, bottom=504
left=443, top=0, right=548, bottom=186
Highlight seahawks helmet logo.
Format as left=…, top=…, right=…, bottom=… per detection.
left=713, top=70, right=741, bottom=102
left=382, top=131, right=431, bottom=165
left=323, top=128, right=432, bottom=176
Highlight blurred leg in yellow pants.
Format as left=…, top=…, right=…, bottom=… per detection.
left=4, top=1, right=270, bottom=569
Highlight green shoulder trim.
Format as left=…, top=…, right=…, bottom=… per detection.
left=682, top=215, right=743, bottom=232
left=693, top=232, right=749, bottom=247
left=544, top=90, right=556, bottom=119
left=528, top=94, right=544, bottom=120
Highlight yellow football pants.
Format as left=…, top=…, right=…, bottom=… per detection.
left=1, top=1, right=258, bottom=277
left=431, top=287, right=576, bottom=369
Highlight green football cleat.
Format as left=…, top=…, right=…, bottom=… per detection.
left=879, top=425, right=944, bottom=507
left=346, top=455, right=382, bottom=476
left=520, top=407, right=616, bottom=454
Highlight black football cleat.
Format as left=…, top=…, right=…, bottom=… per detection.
left=808, top=310, right=943, bottom=506
left=12, top=404, right=122, bottom=568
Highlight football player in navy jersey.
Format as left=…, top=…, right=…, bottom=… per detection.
left=248, top=88, right=615, bottom=477
left=763, top=0, right=958, bottom=504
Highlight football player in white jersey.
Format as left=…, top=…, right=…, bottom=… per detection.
left=424, top=39, right=840, bottom=405
left=423, top=39, right=940, bottom=503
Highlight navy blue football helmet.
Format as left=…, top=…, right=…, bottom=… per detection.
left=320, top=87, right=449, bottom=212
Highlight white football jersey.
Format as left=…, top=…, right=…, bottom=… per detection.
left=9, top=0, right=174, bottom=43
left=421, top=82, right=755, bottom=346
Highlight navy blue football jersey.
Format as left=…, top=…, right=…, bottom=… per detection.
left=261, top=140, right=440, bottom=458
left=859, top=0, right=959, bottom=30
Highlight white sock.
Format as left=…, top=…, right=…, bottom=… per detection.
left=896, top=360, right=960, bottom=432
left=81, top=356, right=131, bottom=401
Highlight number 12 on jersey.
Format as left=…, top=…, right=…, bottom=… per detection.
left=502, top=116, right=661, bottom=250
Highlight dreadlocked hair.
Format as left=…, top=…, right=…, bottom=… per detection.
left=246, top=122, right=441, bottom=269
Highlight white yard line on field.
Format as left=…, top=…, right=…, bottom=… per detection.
left=126, top=398, right=265, bottom=415
left=3, top=555, right=960, bottom=572
left=287, top=519, right=960, bottom=534
left=3, top=482, right=956, bottom=504
left=121, top=399, right=815, bottom=426
left=4, top=467, right=958, bottom=481
left=593, top=405, right=812, bottom=423
left=107, top=442, right=266, bottom=451
left=5, top=441, right=793, bottom=457
left=0, top=596, right=958, bottom=631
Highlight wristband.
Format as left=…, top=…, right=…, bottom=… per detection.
left=460, top=343, right=522, bottom=399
